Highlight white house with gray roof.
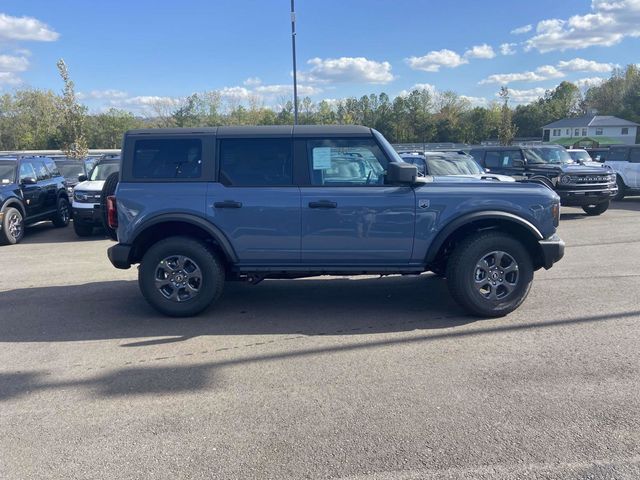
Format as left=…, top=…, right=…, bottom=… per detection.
left=543, top=114, right=638, bottom=145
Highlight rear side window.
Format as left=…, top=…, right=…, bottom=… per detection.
left=630, top=148, right=640, bottom=163
left=484, top=150, right=522, bottom=168
left=469, top=150, right=484, bottom=164
left=608, top=148, right=629, bottom=162
left=44, top=158, right=60, bottom=177
left=133, top=138, right=202, bottom=179
left=219, top=138, right=293, bottom=186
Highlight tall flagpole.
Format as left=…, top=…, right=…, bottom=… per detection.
left=290, top=0, right=299, bottom=124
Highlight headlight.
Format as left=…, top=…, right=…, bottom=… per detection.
left=560, top=174, right=572, bottom=185
left=74, top=190, right=87, bottom=201
left=609, top=174, right=617, bottom=182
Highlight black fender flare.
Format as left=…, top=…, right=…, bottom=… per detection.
left=425, top=211, right=543, bottom=264
left=527, top=176, right=555, bottom=190
left=1, top=198, right=26, bottom=217
left=131, top=213, right=238, bottom=263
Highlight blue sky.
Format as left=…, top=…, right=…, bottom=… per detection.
left=1, top=0, right=639, bottom=113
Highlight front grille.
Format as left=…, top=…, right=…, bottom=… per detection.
left=571, top=174, right=611, bottom=184
left=74, top=191, right=101, bottom=203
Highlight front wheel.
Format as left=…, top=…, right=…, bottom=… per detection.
left=73, top=221, right=93, bottom=237
left=582, top=201, right=609, bottom=216
left=138, top=236, right=225, bottom=317
left=446, top=231, right=533, bottom=317
left=613, top=176, right=626, bottom=201
left=51, top=197, right=71, bottom=227
left=0, top=207, right=25, bottom=245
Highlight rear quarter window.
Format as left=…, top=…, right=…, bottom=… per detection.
left=469, top=150, right=484, bottom=164
left=608, top=148, right=629, bottom=162
left=630, top=148, right=640, bottom=163
left=132, top=138, right=203, bottom=179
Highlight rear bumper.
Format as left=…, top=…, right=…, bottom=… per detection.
left=557, top=186, right=617, bottom=206
left=539, top=233, right=565, bottom=269
left=107, top=243, right=132, bottom=269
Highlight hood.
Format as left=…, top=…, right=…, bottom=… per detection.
left=428, top=175, right=512, bottom=183
left=559, top=163, right=611, bottom=174
left=73, top=180, right=105, bottom=191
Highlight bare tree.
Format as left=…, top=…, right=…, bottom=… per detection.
left=56, top=59, right=88, bottom=158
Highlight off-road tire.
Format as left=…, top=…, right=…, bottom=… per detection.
left=139, top=236, right=225, bottom=317
left=51, top=197, right=71, bottom=227
left=100, top=172, right=119, bottom=241
left=613, top=176, right=626, bottom=201
left=0, top=207, right=24, bottom=245
left=446, top=231, right=534, bottom=317
left=582, top=201, right=609, bottom=216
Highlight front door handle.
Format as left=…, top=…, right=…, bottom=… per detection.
left=308, top=200, right=337, bottom=209
left=213, top=200, right=242, bottom=209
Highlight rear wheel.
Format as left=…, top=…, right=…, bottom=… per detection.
left=582, top=201, right=609, bottom=216
left=138, top=236, right=225, bottom=317
left=100, top=172, right=119, bottom=240
left=446, top=231, right=533, bottom=317
left=613, top=176, right=626, bottom=201
left=51, top=197, right=71, bottom=227
left=0, top=207, right=25, bottom=245
left=73, top=221, right=93, bottom=237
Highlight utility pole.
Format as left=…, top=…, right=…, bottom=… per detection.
left=290, top=0, right=299, bottom=124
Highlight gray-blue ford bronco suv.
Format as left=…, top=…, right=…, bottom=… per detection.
left=107, top=125, right=564, bottom=318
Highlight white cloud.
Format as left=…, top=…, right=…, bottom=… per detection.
left=0, top=54, right=29, bottom=72
left=78, top=89, right=128, bottom=101
left=243, top=77, right=262, bottom=86
left=254, top=83, right=321, bottom=97
left=500, top=43, right=517, bottom=55
left=299, top=57, right=394, bottom=84
left=464, top=44, right=496, bottom=59
left=0, top=13, right=59, bottom=41
left=556, top=57, right=616, bottom=72
left=0, top=71, right=21, bottom=86
left=504, top=87, right=548, bottom=104
left=511, top=24, right=532, bottom=35
left=479, top=57, right=617, bottom=85
left=406, top=49, right=468, bottom=72
left=479, top=65, right=564, bottom=85
left=397, top=82, right=437, bottom=97
left=460, top=95, right=489, bottom=107
left=525, top=0, right=640, bottom=52
left=573, top=76, right=607, bottom=88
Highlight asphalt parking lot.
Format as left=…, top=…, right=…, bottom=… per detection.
left=1, top=201, right=639, bottom=479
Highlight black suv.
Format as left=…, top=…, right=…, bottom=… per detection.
left=0, top=156, right=71, bottom=244
left=469, top=145, right=618, bottom=216
left=53, top=157, right=87, bottom=197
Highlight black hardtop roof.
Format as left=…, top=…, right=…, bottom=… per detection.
left=125, top=125, right=373, bottom=137
left=0, top=155, right=56, bottom=162
left=470, top=145, right=562, bottom=150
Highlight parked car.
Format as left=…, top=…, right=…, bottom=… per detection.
left=107, top=125, right=564, bottom=318
left=400, top=151, right=515, bottom=182
left=469, top=145, right=617, bottom=216
left=567, top=149, right=592, bottom=163
left=605, top=145, right=640, bottom=200
left=0, top=156, right=70, bottom=244
left=53, top=158, right=87, bottom=196
left=585, top=147, right=609, bottom=162
left=72, top=156, right=120, bottom=237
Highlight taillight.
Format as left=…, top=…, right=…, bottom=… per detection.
left=107, top=195, right=118, bottom=229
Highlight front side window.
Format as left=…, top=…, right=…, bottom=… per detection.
left=425, top=155, right=484, bottom=175
left=219, top=138, right=292, bottom=186
left=307, top=138, right=387, bottom=186
left=133, top=138, right=202, bottom=179
left=526, top=147, right=572, bottom=164
left=33, top=160, right=49, bottom=181
left=19, top=162, right=37, bottom=182
left=484, top=150, right=523, bottom=168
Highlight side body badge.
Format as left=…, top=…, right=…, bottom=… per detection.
left=419, top=200, right=430, bottom=209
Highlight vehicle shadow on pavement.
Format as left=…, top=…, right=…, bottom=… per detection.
left=18, top=222, right=108, bottom=244
left=0, top=275, right=472, bottom=344
left=610, top=197, right=640, bottom=212
left=1, top=309, right=638, bottom=402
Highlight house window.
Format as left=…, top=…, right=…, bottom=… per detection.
left=582, top=128, right=587, bottom=136
left=574, top=128, right=580, bottom=136
left=595, top=128, right=603, bottom=135
left=622, top=127, right=629, bottom=135
left=566, top=129, right=570, bottom=135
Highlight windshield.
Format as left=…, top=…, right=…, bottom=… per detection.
left=57, top=163, right=85, bottom=181
left=525, top=147, right=573, bottom=165
left=0, top=161, right=17, bottom=185
left=568, top=151, right=591, bottom=162
left=426, top=155, right=484, bottom=176
left=90, top=162, right=119, bottom=181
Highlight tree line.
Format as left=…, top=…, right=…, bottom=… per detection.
left=1, top=62, right=638, bottom=155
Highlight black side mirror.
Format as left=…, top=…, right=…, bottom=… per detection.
left=386, top=162, right=417, bottom=184
left=512, top=159, right=525, bottom=168
left=78, top=174, right=88, bottom=182
left=20, top=177, right=37, bottom=185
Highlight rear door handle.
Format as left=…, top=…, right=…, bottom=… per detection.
left=213, top=200, right=242, bottom=209
left=308, top=200, right=337, bottom=209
